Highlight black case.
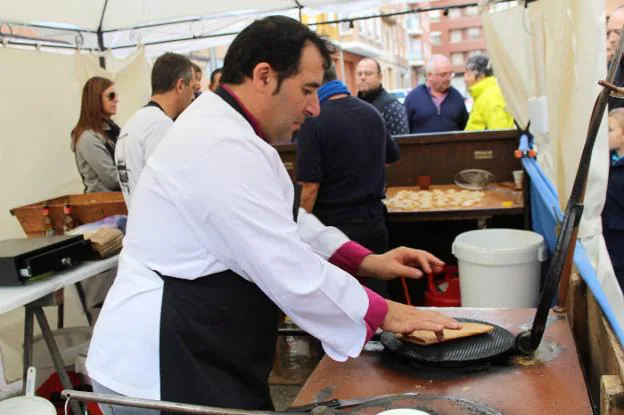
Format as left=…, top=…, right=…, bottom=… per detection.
left=0, top=235, right=92, bottom=285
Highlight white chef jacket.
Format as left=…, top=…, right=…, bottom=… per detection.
left=114, top=105, right=172, bottom=207
left=86, top=91, right=372, bottom=400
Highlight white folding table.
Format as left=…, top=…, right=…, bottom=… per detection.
left=0, top=255, right=118, bottom=413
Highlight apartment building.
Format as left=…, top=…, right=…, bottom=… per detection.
left=304, top=9, right=411, bottom=93
left=407, top=0, right=518, bottom=91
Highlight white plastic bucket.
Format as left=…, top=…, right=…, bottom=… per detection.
left=452, top=229, right=548, bottom=308
left=0, top=396, right=56, bottom=414
left=0, top=367, right=55, bottom=415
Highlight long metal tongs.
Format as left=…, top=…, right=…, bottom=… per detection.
left=62, top=389, right=283, bottom=415
left=515, top=25, right=624, bottom=355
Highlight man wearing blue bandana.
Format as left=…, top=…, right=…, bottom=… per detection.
left=603, top=109, right=624, bottom=291
left=296, top=65, right=400, bottom=296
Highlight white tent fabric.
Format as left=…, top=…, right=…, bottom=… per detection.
left=0, top=46, right=150, bottom=388
left=481, top=1, right=624, bottom=339
left=0, top=0, right=383, bottom=32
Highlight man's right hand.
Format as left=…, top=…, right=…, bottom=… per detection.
left=380, top=300, right=462, bottom=341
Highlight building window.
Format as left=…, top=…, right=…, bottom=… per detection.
left=338, top=14, right=352, bottom=34
left=450, top=30, right=462, bottom=43
left=467, top=50, right=483, bottom=58
left=449, top=8, right=461, bottom=19
left=406, top=15, right=421, bottom=31
left=493, top=1, right=518, bottom=11
left=410, top=39, right=423, bottom=61
left=451, top=52, right=464, bottom=65
left=429, top=10, right=441, bottom=22
left=465, top=6, right=479, bottom=16
left=466, top=27, right=481, bottom=39
left=430, top=31, right=442, bottom=45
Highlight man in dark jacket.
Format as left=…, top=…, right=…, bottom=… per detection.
left=607, top=6, right=624, bottom=111
left=297, top=65, right=399, bottom=297
left=404, top=55, right=468, bottom=133
left=603, top=109, right=624, bottom=291
left=356, top=58, right=409, bottom=136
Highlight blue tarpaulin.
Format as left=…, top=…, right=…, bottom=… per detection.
left=522, top=157, right=624, bottom=346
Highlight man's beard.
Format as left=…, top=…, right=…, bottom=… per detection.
left=358, top=85, right=382, bottom=101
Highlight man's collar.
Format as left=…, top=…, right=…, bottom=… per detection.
left=357, top=85, right=384, bottom=103
left=426, top=84, right=448, bottom=97
left=215, top=84, right=267, bottom=141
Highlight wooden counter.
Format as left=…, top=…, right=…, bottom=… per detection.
left=293, top=308, right=592, bottom=415
left=385, top=182, right=523, bottom=222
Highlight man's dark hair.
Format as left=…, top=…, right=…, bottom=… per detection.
left=152, top=53, right=194, bottom=95
left=323, top=64, right=338, bottom=84
left=465, top=55, right=493, bottom=78
left=210, top=68, right=223, bottom=86
left=221, top=16, right=335, bottom=94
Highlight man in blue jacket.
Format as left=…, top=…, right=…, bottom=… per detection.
left=404, top=55, right=468, bottom=133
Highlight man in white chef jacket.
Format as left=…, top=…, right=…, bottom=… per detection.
left=86, top=16, right=461, bottom=415
left=115, top=52, right=198, bottom=207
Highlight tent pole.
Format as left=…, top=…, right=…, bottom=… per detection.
left=97, top=30, right=106, bottom=69
left=97, top=0, right=110, bottom=69
left=294, top=1, right=303, bottom=21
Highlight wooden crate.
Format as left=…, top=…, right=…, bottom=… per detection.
left=10, top=192, right=127, bottom=238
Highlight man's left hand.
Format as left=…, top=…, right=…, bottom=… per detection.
left=357, top=246, right=444, bottom=280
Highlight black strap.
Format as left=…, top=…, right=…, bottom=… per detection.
left=145, top=100, right=166, bottom=113
left=215, top=86, right=249, bottom=125
left=293, top=183, right=302, bottom=222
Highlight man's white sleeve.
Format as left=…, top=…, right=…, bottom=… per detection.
left=296, top=208, right=350, bottom=260
left=176, top=140, right=368, bottom=361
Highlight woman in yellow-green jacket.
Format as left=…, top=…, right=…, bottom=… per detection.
left=463, top=55, right=514, bottom=131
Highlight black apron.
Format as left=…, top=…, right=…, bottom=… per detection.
left=158, top=270, right=280, bottom=411
left=157, top=88, right=302, bottom=412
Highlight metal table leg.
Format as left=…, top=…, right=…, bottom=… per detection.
left=74, top=282, right=92, bottom=326
left=22, top=307, right=34, bottom=395
left=32, top=306, right=84, bottom=414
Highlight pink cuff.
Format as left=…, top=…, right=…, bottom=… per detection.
left=328, top=241, right=373, bottom=276
left=363, top=287, right=388, bottom=342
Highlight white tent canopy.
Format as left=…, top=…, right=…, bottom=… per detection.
left=0, top=0, right=391, bottom=57
left=0, top=0, right=390, bottom=33
left=1, top=0, right=359, bottom=32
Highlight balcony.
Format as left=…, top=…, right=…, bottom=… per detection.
left=408, top=52, right=425, bottom=67
left=340, top=40, right=383, bottom=57
left=407, top=26, right=423, bottom=36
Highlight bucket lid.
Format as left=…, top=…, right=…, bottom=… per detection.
left=452, top=229, right=548, bottom=265
left=0, top=396, right=56, bottom=415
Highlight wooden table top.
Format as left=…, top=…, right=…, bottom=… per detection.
left=384, top=182, right=523, bottom=222
left=293, top=308, right=591, bottom=415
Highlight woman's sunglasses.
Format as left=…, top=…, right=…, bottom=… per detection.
left=106, top=91, right=118, bottom=101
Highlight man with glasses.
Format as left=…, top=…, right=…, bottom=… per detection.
left=608, top=6, right=624, bottom=110
left=115, top=52, right=198, bottom=206
left=404, top=54, right=468, bottom=133
left=356, top=58, right=409, bottom=136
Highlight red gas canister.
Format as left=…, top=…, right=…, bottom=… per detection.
left=424, top=265, right=461, bottom=307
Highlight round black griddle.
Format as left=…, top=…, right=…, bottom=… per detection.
left=380, top=318, right=515, bottom=368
